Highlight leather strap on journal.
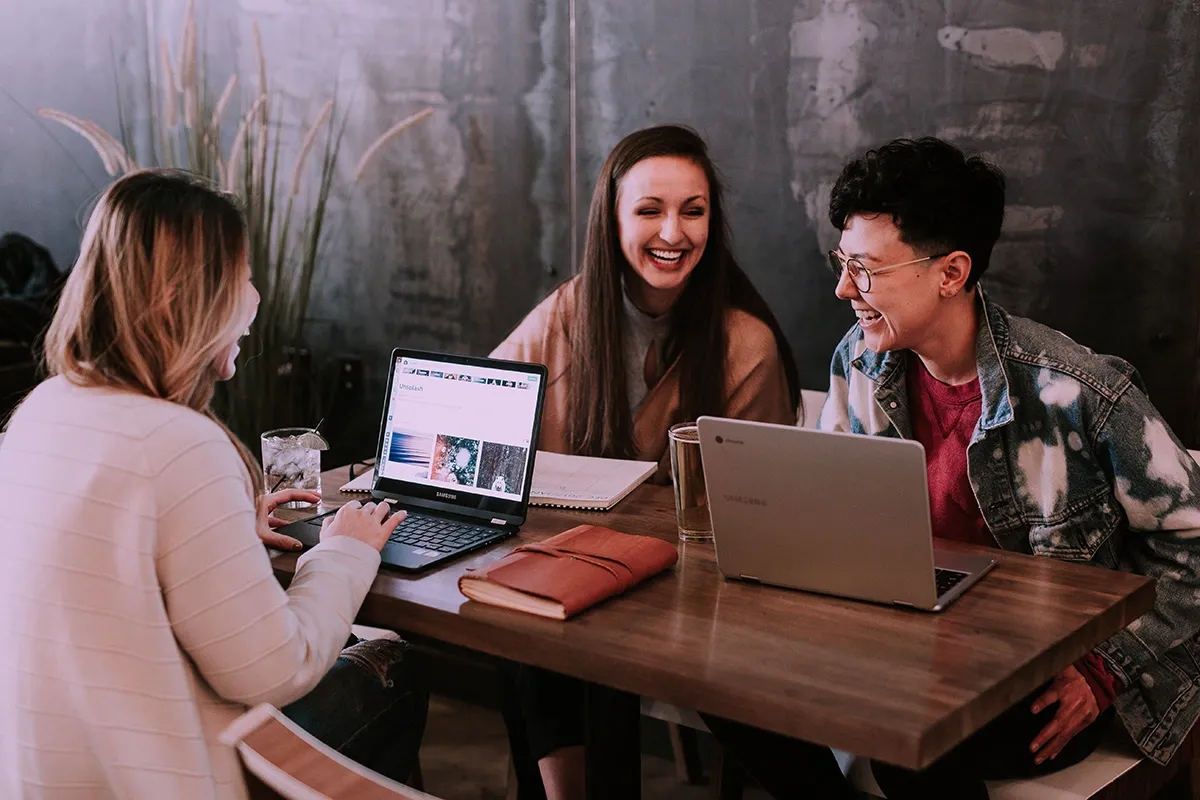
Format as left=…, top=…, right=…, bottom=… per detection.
left=511, top=542, right=636, bottom=588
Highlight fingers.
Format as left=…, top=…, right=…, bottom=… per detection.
left=259, top=529, right=304, bottom=551
left=1030, top=694, right=1098, bottom=764
left=1031, top=686, right=1059, bottom=715
left=385, top=509, right=408, bottom=534
left=1030, top=711, right=1066, bottom=757
left=336, top=500, right=363, bottom=518
left=326, top=499, right=403, bottom=535
left=266, top=516, right=289, bottom=528
left=265, top=489, right=321, bottom=511
left=368, top=499, right=404, bottom=532
left=1033, top=708, right=1095, bottom=763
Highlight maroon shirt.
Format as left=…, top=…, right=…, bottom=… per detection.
left=906, top=353, right=991, bottom=548
left=906, top=353, right=1118, bottom=709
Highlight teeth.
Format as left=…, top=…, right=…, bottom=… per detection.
left=856, top=310, right=881, bottom=321
left=649, top=249, right=683, bottom=262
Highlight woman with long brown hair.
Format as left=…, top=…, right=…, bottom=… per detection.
left=494, top=123, right=798, bottom=479
left=0, top=169, right=426, bottom=798
left=492, top=125, right=800, bottom=799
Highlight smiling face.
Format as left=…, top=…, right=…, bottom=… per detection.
left=214, top=262, right=260, bottom=381
left=834, top=213, right=949, bottom=354
left=615, top=155, right=710, bottom=315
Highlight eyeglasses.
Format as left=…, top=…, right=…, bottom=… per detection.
left=827, top=250, right=950, bottom=293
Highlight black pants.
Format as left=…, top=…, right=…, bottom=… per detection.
left=871, top=693, right=1115, bottom=799
left=700, top=713, right=864, bottom=800
left=703, top=684, right=1114, bottom=800
left=505, top=665, right=1114, bottom=800
left=499, top=663, right=585, bottom=800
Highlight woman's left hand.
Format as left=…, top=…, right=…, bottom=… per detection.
left=257, top=489, right=322, bottom=550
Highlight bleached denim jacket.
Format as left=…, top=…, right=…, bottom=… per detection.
left=818, top=290, right=1200, bottom=764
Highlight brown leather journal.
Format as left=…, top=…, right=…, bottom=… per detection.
left=457, top=525, right=679, bottom=619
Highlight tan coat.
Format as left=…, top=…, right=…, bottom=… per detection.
left=491, top=278, right=797, bottom=483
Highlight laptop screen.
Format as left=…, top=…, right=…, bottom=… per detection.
left=372, top=350, right=547, bottom=522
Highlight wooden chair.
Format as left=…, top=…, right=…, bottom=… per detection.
left=220, top=703, right=441, bottom=800
left=799, top=388, right=827, bottom=429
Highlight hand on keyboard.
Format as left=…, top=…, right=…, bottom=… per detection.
left=321, top=500, right=408, bottom=552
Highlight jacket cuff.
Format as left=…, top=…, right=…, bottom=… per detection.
left=1096, top=631, right=1139, bottom=689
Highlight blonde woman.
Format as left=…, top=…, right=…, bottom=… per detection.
left=0, top=170, right=427, bottom=799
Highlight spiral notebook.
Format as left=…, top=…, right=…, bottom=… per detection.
left=339, top=451, right=657, bottom=511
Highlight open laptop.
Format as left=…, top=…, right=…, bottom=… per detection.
left=696, top=417, right=995, bottom=611
left=277, top=349, right=547, bottom=572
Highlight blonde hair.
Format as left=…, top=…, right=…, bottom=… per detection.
left=44, top=168, right=264, bottom=495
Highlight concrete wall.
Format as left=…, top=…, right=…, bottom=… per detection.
left=228, top=0, right=567, bottom=358
left=0, top=0, right=148, bottom=270
left=578, top=0, right=1200, bottom=440
left=3, top=0, right=1199, bottom=443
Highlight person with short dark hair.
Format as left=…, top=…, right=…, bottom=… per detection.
left=704, top=137, right=1200, bottom=799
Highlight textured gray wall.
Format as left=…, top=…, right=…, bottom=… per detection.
left=230, top=0, right=566, bottom=360
left=0, top=0, right=148, bottom=270
left=3, top=0, right=1199, bottom=444
left=578, top=0, right=1200, bottom=441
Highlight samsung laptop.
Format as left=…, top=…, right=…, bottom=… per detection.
left=278, top=349, right=547, bottom=572
left=696, top=417, right=995, bottom=611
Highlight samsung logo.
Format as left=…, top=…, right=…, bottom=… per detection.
left=725, top=494, right=767, bottom=507
left=436, top=491, right=457, bottom=500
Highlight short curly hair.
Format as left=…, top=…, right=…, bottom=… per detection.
left=828, top=137, right=1006, bottom=289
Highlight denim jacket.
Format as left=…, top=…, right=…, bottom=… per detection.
left=817, top=290, right=1200, bottom=764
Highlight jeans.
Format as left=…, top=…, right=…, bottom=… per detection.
left=282, top=635, right=429, bottom=784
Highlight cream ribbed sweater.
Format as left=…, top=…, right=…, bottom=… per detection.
left=0, top=377, right=381, bottom=799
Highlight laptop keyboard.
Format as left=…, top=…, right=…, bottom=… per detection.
left=935, top=568, right=969, bottom=597
left=385, top=511, right=499, bottom=554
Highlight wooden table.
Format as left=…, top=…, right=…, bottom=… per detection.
left=273, top=465, right=1155, bottom=796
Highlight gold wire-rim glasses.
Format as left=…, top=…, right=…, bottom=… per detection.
left=827, top=250, right=951, bottom=293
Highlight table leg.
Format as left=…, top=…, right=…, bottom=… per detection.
left=584, top=682, right=641, bottom=800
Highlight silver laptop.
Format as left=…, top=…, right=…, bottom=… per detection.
left=696, top=417, right=995, bottom=611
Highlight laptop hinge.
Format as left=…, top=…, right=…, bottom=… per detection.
left=489, top=518, right=508, bottom=526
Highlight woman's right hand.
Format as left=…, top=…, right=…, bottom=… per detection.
left=320, top=500, right=407, bottom=552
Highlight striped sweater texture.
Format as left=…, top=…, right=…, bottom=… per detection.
left=0, top=377, right=380, bottom=799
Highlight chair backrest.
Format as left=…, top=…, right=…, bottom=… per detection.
left=220, top=704, right=440, bottom=800
left=799, top=389, right=827, bottom=429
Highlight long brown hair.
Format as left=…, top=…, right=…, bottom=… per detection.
left=567, top=125, right=799, bottom=458
left=43, top=169, right=264, bottom=495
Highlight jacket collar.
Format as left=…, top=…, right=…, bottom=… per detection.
left=852, top=288, right=1014, bottom=431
